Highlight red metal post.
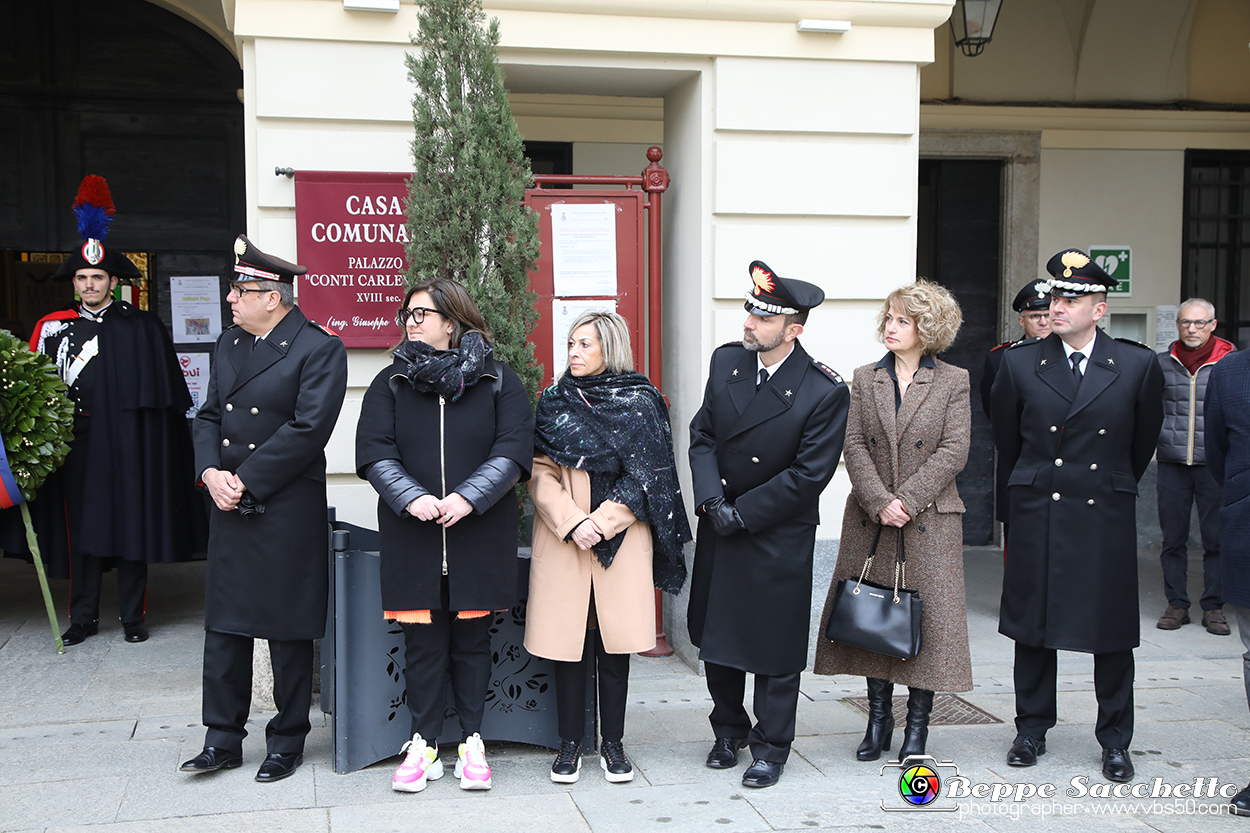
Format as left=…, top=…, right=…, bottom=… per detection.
left=636, top=146, right=673, bottom=658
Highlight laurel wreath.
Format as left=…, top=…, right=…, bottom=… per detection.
left=0, top=329, right=76, bottom=499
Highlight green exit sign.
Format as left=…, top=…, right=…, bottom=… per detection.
left=1089, top=246, right=1131, bottom=296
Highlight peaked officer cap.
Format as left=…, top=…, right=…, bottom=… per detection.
left=232, top=235, right=305, bottom=283
left=743, top=260, right=824, bottom=316
left=1012, top=278, right=1052, bottom=312
left=1039, top=248, right=1117, bottom=297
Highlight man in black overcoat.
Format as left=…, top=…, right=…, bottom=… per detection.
left=181, top=236, right=347, bottom=783
left=992, top=248, right=1164, bottom=784
left=9, top=175, right=204, bottom=646
left=688, top=261, right=849, bottom=789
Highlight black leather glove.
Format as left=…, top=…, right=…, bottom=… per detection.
left=701, top=496, right=745, bottom=537
left=238, top=491, right=266, bottom=518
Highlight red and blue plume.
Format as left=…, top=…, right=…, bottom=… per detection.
left=71, top=175, right=116, bottom=242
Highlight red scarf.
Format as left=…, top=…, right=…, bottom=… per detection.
left=1174, top=336, right=1218, bottom=376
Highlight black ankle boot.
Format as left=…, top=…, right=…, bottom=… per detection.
left=897, top=687, right=934, bottom=761
left=856, top=677, right=895, bottom=761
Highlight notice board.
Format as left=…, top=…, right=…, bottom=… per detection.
left=524, top=191, right=646, bottom=387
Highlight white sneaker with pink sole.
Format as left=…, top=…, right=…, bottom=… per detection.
left=454, top=733, right=492, bottom=790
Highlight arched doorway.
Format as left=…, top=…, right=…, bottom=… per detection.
left=0, top=0, right=244, bottom=338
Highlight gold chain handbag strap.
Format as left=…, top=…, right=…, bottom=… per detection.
left=892, top=527, right=907, bottom=603
left=852, top=524, right=887, bottom=595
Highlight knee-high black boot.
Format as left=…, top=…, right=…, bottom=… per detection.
left=856, top=677, right=895, bottom=761
left=897, top=687, right=934, bottom=761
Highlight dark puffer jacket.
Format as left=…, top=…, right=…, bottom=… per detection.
left=1156, top=336, right=1235, bottom=465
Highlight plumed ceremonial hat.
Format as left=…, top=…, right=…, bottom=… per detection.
left=53, top=175, right=141, bottom=281
left=743, top=260, right=824, bottom=316
left=1012, top=278, right=1052, bottom=312
left=232, top=235, right=305, bottom=283
left=1039, top=249, right=1117, bottom=297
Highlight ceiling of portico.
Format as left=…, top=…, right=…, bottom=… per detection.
left=921, top=0, right=1250, bottom=106
left=144, top=0, right=237, bottom=58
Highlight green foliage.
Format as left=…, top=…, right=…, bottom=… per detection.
left=405, top=0, right=542, bottom=404
left=0, top=330, right=75, bottom=499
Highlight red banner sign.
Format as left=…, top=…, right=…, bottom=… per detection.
left=294, top=171, right=410, bottom=348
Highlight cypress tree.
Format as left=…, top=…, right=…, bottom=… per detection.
left=405, top=0, right=541, bottom=401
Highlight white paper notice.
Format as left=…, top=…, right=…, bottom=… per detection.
left=1156, top=305, right=1178, bottom=352
left=170, top=276, right=222, bottom=344
left=550, top=299, right=618, bottom=380
left=177, top=352, right=210, bottom=418
left=551, top=203, right=617, bottom=297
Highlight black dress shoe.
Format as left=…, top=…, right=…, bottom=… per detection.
left=1006, top=736, right=1046, bottom=767
left=256, top=752, right=303, bottom=782
left=61, top=621, right=99, bottom=646
left=180, top=747, right=243, bottom=772
left=123, top=622, right=148, bottom=643
left=1230, top=783, right=1250, bottom=816
left=741, top=758, right=783, bottom=788
left=706, top=737, right=748, bottom=769
left=1101, top=748, right=1133, bottom=783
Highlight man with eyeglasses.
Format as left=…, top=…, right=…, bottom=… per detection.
left=983, top=279, right=1053, bottom=542
left=182, top=235, right=347, bottom=784
left=1155, top=298, right=1235, bottom=635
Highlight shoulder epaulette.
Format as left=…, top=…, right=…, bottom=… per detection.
left=989, top=340, right=1014, bottom=353
left=1115, top=337, right=1152, bottom=351
left=310, top=321, right=340, bottom=337
left=1007, top=336, right=1043, bottom=350
left=715, top=340, right=744, bottom=351
left=813, top=361, right=844, bottom=385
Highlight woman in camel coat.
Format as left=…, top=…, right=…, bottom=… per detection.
left=815, top=279, right=972, bottom=763
left=526, top=310, right=690, bottom=785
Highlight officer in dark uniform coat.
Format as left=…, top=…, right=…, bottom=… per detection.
left=181, top=236, right=348, bottom=783
left=983, top=278, right=1052, bottom=535
left=688, top=261, right=849, bottom=788
left=991, top=249, right=1163, bottom=784
left=11, top=175, right=203, bottom=647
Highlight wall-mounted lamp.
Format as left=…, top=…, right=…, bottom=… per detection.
left=796, top=19, right=851, bottom=34
left=951, top=0, right=1003, bottom=57
left=344, top=0, right=399, bottom=12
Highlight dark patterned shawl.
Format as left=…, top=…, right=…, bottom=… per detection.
left=393, top=332, right=490, bottom=402
left=533, top=370, right=690, bottom=594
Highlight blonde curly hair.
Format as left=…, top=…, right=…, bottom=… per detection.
left=875, top=278, right=963, bottom=355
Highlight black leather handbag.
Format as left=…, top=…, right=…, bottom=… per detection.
left=824, top=525, right=923, bottom=660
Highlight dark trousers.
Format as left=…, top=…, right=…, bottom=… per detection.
left=202, top=630, right=313, bottom=755
left=400, top=610, right=493, bottom=744
left=704, top=661, right=800, bottom=764
left=68, top=554, right=146, bottom=626
left=1013, top=642, right=1134, bottom=749
left=1157, top=461, right=1223, bottom=610
left=554, top=628, right=630, bottom=743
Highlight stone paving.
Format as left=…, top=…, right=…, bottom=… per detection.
left=1, top=545, right=1248, bottom=832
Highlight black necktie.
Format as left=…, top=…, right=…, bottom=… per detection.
left=1070, top=351, right=1084, bottom=385
left=757, top=368, right=769, bottom=390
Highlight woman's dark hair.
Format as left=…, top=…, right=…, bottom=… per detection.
left=399, top=278, right=492, bottom=349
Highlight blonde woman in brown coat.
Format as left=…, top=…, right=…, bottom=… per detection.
left=526, top=311, right=690, bottom=784
left=815, top=279, right=973, bottom=762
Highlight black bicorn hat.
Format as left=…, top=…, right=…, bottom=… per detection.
left=1039, top=248, right=1117, bottom=297
left=743, top=260, right=825, bottom=316
left=232, top=235, right=305, bottom=283
left=1012, top=278, right=1052, bottom=313
left=53, top=175, right=141, bottom=281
